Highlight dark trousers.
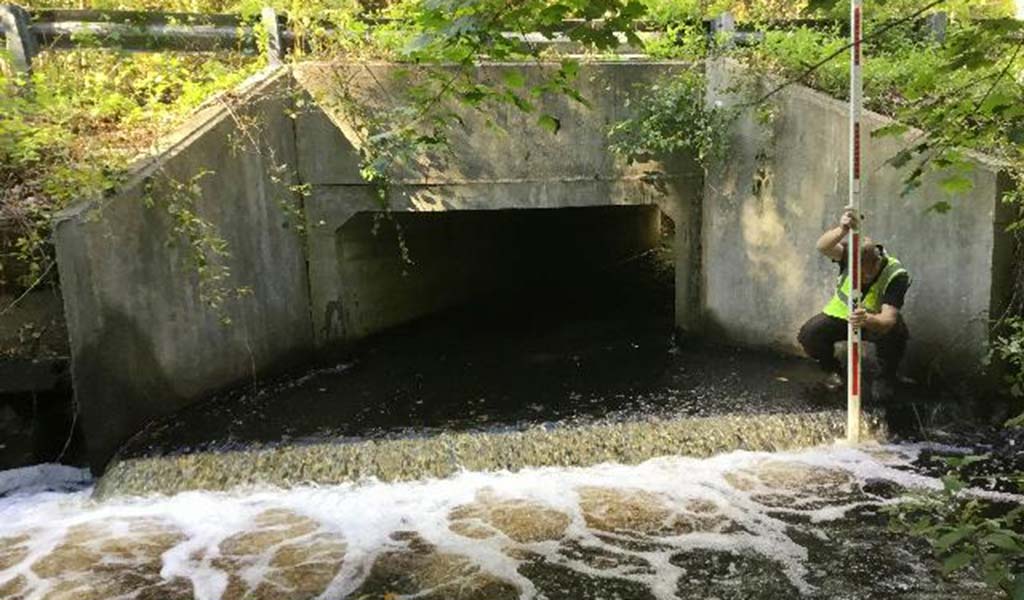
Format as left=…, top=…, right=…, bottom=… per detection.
left=798, top=312, right=909, bottom=379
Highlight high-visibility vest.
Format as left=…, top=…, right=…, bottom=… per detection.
left=822, top=255, right=909, bottom=320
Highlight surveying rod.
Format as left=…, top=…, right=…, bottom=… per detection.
left=847, top=0, right=864, bottom=443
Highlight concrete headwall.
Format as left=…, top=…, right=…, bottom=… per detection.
left=703, top=61, right=1013, bottom=379
left=54, top=69, right=314, bottom=470
left=292, top=62, right=704, bottom=344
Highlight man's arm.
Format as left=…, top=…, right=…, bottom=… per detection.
left=850, top=304, right=899, bottom=333
left=850, top=271, right=909, bottom=333
left=816, top=209, right=857, bottom=261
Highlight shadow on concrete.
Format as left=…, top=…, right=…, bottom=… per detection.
left=75, top=309, right=181, bottom=472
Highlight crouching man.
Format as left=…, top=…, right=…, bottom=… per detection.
left=798, top=209, right=911, bottom=395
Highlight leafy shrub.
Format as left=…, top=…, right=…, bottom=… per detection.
left=608, top=71, right=733, bottom=170
left=992, top=318, right=1024, bottom=399
left=886, top=454, right=1024, bottom=598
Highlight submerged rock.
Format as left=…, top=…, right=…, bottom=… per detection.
left=213, top=509, right=347, bottom=600
left=353, top=531, right=519, bottom=599
left=449, top=489, right=571, bottom=543
left=27, top=518, right=191, bottom=599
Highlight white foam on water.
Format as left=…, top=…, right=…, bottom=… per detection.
left=0, top=463, right=92, bottom=497
left=0, top=443, right=1001, bottom=600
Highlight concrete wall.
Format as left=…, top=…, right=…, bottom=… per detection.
left=703, top=61, right=1013, bottom=379
left=292, top=62, right=704, bottom=344
left=54, top=69, right=314, bottom=470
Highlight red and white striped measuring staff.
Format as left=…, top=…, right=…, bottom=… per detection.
left=847, top=0, right=864, bottom=443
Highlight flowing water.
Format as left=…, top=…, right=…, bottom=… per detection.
left=0, top=445, right=1005, bottom=600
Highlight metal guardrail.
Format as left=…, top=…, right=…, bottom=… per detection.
left=1, top=6, right=287, bottom=74
left=0, top=5, right=953, bottom=77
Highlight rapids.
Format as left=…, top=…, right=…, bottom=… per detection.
left=0, top=444, right=1002, bottom=599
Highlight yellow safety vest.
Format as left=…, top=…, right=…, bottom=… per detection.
left=822, top=255, right=908, bottom=320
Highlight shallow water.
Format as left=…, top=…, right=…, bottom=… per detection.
left=0, top=445, right=1004, bottom=599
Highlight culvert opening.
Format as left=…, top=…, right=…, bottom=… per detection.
left=334, top=204, right=675, bottom=343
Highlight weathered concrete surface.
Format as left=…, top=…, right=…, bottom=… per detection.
left=53, top=68, right=314, bottom=471
left=704, top=61, right=1013, bottom=379
left=293, top=62, right=700, bottom=185
left=292, top=62, right=704, bottom=344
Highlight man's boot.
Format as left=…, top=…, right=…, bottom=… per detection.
left=823, top=371, right=845, bottom=393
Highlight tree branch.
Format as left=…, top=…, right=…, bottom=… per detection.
left=973, top=35, right=1024, bottom=113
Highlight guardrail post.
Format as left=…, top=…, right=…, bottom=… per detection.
left=926, top=11, right=947, bottom=43
left=709, top=11, right=735, bottom=49
left=261, top=6, right=283, bottom=66
left=0, top=4, right=37, bottom=78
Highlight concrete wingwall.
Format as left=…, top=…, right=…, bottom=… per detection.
left=703, top=60, right=1014, bottom=380
left=54, top=68, right=314, bottom=470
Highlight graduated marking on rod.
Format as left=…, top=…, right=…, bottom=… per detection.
left=854, top=6, right=862, bottom=65
left=853, top=122, right=861, bottom=181
left=847, top=1, right=864, bottom=444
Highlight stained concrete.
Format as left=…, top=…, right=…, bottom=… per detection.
left=703, top=60, right=1013, bottom=379
left=52, top=68, right=313, bottom=471
left=293, top=62, right=701, bottom=185
left=293, top=61, right=705, bottom=345
left=98, top=410, right=878, bottom=497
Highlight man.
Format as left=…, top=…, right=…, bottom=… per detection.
left=798, top=208, right=911, bottom=395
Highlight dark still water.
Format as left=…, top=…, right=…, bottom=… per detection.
left=119, top=247, right=836, bottom=459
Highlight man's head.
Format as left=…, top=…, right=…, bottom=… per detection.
left=859, top=238, right=883, bottom=285
left=841, top=237, right=883, bottom=285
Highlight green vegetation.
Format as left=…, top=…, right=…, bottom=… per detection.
left=736, top=18, right=1023, bottom=200
left=1, top=47, right=260, bottom=289
left=609, top=70, right=733, bottom=170
left=886, top=449, right=1024, bottom=598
